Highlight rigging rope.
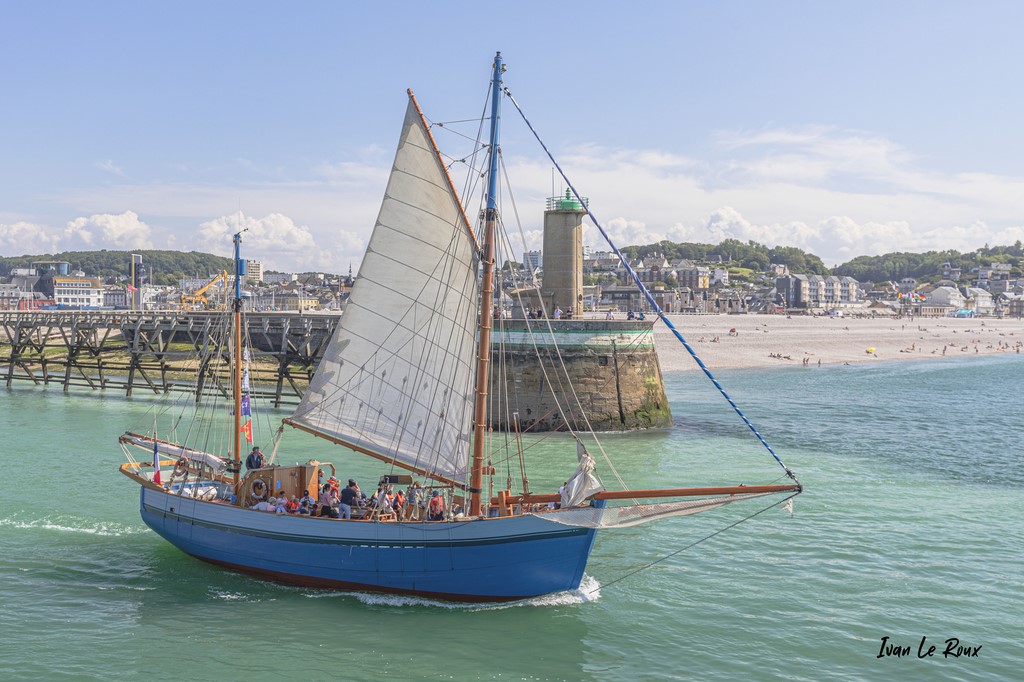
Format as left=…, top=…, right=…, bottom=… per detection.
left=503, top=87, right=799, bottom=486
left=587, top=492, right=799, bottom=596
left=491, top=154, right=630, bottom=492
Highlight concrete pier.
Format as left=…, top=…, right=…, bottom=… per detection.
left=489, top=319, right=671, bottom=431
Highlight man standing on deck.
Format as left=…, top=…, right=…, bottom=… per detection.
left=245, top=446, right=265, bottom=470
left=339, top=479, right=361, bottom=519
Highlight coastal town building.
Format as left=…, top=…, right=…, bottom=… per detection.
left=964, top=287, right=995, bottom=315
left=676, top=261, right=711, bottom=290
left=522, top=250, right=542, bottom=274
left=275, top=292, right=320, bottom=312
left=53, top=276, right=104, bottom=308
left=898, top=277, right=918, bottom=293
left=262, top=273, right=297, bottom=285
left=1008, top=295, right=1024, bottom=318
left=103, top=287, right=129, bottom=308
left=245, top=259, right=263, bottom=283
left=927, top=286, right=966, bottom=309
left=941, top=262, right=962, bottom=281
left=0, top=283, right=26, bottom=310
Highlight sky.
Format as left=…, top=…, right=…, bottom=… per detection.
left=2, top=0, right=1023, bottom=274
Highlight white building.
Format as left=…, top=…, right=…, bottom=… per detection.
left=53, top=276, right=104, bottom=308
left=964, top=287, right=995, bottom=315
left=245, top=259, right=263, bottom=283
left=928, top=286, right=966, bottom=309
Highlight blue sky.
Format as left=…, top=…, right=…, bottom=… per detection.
left=2, top=1, right=1023, bottom=273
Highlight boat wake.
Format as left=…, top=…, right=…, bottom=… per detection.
left=298, top=574, right=602, bottom=610
left=0, top=515, right=146, bottom=537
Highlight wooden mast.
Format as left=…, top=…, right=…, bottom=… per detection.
left=469, top=52, right=504, bottom=517
left=232, top=231, right=244, bottom=488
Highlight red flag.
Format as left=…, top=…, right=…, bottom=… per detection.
left=241, top=420, right=253, bottom=443
left=152, top=439, right=162, bottom=486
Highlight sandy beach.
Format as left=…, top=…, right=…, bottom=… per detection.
left=650, top=313, right=1024, bottom=372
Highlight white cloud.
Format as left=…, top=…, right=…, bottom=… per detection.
left=4, top=124, right=1023, bottom=272
left=64, top=211, right=153, bottom=250
left=528, top=125, right=1024, bottom=265
left=197, top=212, right=365, bottom=273
left=0, top=221, right=62, bottom=255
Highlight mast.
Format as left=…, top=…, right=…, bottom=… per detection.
left=469, top=52, right=503, bottom=517
left=232, top=231, right=244, bottom=487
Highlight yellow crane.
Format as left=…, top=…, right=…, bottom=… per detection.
left=181, top=271, right=228, bottom=310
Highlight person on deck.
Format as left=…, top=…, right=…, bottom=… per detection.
left=428, top=491, right=446, bottom=521
left=339, top=480, right=362, bottom=520
left=407, top=482, right=424, bottom=520
left=347, top=479, right=365, bottom=504
left=319, top=484, right=340, bottom=518
left=245, top=446, right=266, bottom=470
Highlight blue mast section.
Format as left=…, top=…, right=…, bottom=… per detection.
left=485, top=52, right=503, bottom=215
left=233, top=231, right=246, bottom=312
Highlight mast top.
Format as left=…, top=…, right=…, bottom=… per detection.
left=485, top=53, right=504, bottom=214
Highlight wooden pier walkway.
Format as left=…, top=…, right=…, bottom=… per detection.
left=0, top=311, right=338, bottom=406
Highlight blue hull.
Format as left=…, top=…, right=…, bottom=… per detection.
left=140, top=488, right=599, bottom=602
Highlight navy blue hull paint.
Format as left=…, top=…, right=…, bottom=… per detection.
left=140, top=490, right=599, bottom=602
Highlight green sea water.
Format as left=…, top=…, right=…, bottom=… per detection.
left=1, top=355, right=1021, bottom=681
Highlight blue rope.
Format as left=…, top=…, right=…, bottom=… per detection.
left=504, top=88, right=798, bottom=483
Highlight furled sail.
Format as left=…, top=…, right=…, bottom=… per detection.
left=290, top=97, right=480, bottom=480
left=535, top=492, right=784, bottom=529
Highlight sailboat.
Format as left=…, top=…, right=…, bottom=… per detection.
left=119, top=53, right=801, bottom=602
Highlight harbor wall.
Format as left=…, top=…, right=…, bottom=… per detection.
left=488, top=319, right=671, bottom=432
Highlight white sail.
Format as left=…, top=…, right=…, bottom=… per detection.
left=291, top=97, right=480, bottom=480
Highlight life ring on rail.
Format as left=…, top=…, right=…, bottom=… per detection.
left=249, top=479, right=268, bottom=502
left=172, top=457, right=189, bottom=478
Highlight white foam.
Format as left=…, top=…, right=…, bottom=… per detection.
left=211, top=591, right=256, bottom=601
left=0, top=517, right=146, bottom=537
left=298, top=573, right=601, bottom=610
